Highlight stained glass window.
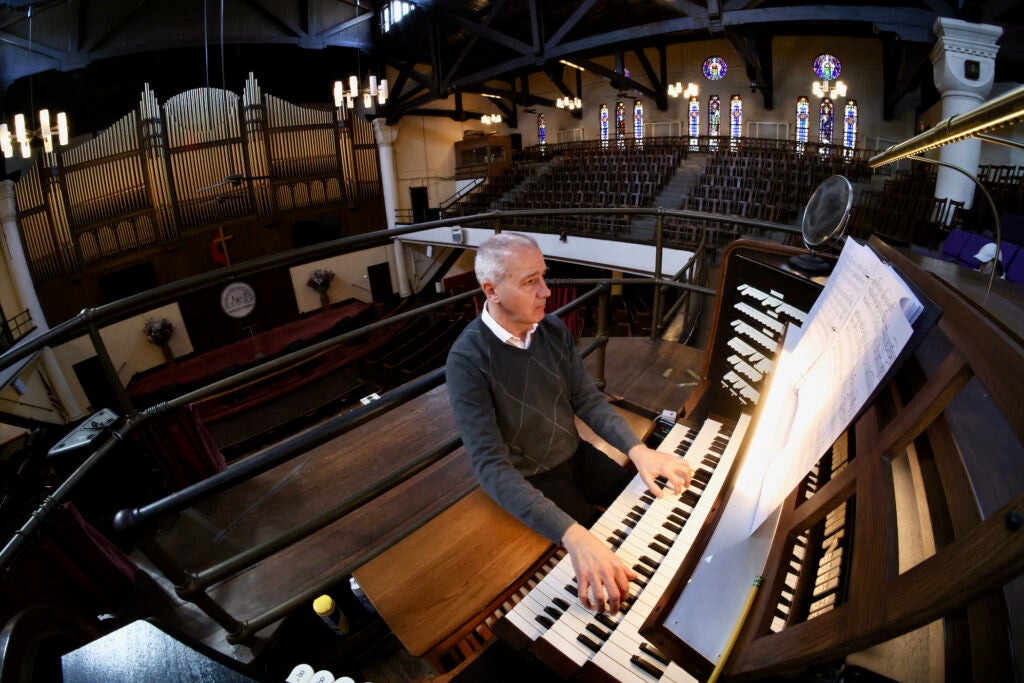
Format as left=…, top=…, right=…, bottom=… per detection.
left=688, top=96, right=700, bottom=150
left=600, top=104, right=609, bottom=146
left=708, top=95, right=721, bottom=150
left=730, top=95, right=742, bottom=139
left=634, top=101, right=644, bottom=140
left=819, top=98, right=834, bottom=148
left=616, top=101, right=626, bottom=147
left=703, top=56, right=727, bottom=81
left=538, top=113, right=545, bottom=146
left=795, top=96, right=810, bottom=149
left=813, top=54, right=842, bottom=81
left=843, top=99, right=858, bottom=151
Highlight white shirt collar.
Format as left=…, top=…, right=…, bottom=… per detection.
left=482, top=301, right=538, bottom=349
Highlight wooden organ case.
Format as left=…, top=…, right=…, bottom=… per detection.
left=636, top=237, right=1024, bottom=681
left=499, top=236, right=1024, bottom=682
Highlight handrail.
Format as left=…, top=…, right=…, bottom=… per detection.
left=0, top=205, right=794, bottom=376
left=439, top=176, right=486, bottom=209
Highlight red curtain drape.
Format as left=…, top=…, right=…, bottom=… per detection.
left=0, top=503, right=137, bottom=624
left=142, top=404, right=226, bottom=490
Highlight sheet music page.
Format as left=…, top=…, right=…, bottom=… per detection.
left=749, top=240, right=919, bottom=532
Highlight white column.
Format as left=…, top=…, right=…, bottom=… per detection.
left=372, top=118, right=412, bottom=297
left=0, top=180, right=84, bottom=419
left=0, top=180, right=47, bottom=330
left=930, top=18, right=1002, bottom=210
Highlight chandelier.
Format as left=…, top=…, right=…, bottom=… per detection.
left=1, top=7, right=70, bottom=159
left=481, top=113, right=502, bottom=125
left=812, top=79, right=847, bottom=100
left=668, top=82, right=699, bottom=98
left=0, top=110, right=69, bottom=159
left=556, top=96, right=582, bottom=110
left=333, top=75, right=388, bottom=110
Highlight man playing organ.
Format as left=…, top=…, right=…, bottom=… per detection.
left=445, top=232, right=692, bottom=614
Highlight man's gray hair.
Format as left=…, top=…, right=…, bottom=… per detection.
left=475, top=233, right=540, bottom=285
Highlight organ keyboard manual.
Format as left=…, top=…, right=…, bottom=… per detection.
left=499, top=238, right=930, bottom=682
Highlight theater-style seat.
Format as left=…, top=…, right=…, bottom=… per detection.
left=939, top=228, right=970, bottom=261
left=957, top=232, right=994, bottom=269
left=1006, top=247, right=1024, bottom=285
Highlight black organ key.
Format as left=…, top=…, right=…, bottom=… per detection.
left=622, top=516, right=638, bottom=528
left=630, top=654, right=666, bottom=678
left=544, top=606, right=562, bottom=620
left=667, top=513, right=688, bottom=527
left=662, top=520, right=682, bottom=534
left=654, top=533, right=675, bottom=547
left=680, top=490, right=701, bottom=507
left=586, top=623, right=611, bottom=641
left=596, top=613, right=618, bottom=630
left=552, top=597, right=570, bottom=611
left=639, top=555, right=660, bottom=570
left=631, top=505, right=648, bottom=515
left=536, top=614, right=554, bottom=628
left=649, top=541, right=670, bottom=555
left=640, top=641, right=671, bottom=665
left=639, top=493, right=655, bottom=504
left=692, top=468, right=713, bottom=485
left=633, top=563, right=654, bottom=579
left=577, top=633, right=601, bottom=653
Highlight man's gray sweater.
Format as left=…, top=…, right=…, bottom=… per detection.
left=446, top=314, right=641, bottom=542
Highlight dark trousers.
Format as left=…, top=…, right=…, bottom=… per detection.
left=527, top=440, right=634, bottom=529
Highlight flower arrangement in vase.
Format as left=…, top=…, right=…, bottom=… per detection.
left=307, top=268, right=335, bottom=311
left=143, top=317, right=175, bottom=362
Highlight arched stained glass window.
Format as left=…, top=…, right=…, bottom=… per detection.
left=634, top=101, right=644, bottom=140
left=729, top=94, right=745, bottom=150
left=819, top=98, right=834, bottom=149
left=708, top=95, right=721, bottom=150
left=615, top=101, right=626, bottom=147
left=600, top=104, right=609, bottom=146
left=730, top=94, right=742, bottom=139
left=538, top=113, right=546, bottom=146
left=795, top=96, right=810, bottom=150
left=688, top=96, right=700, bottom=150
left=843, top=99, right=858, bottom=152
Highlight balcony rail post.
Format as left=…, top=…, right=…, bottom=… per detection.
left=84, top=312, right=138, bottom=418
left=135, top=534, right=250, bottom=642
left=594, top=287, right=609, bottom=390
left=651, top=210, right=665, bottom=342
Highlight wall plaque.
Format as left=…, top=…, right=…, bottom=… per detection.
left=221, top=282, right=256, bottom=318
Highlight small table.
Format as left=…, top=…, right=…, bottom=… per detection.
left=61, top=620, right=259, bottom=683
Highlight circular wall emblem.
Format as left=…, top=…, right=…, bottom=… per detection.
left=813, top=53, right=841, bottom=81
left=702, top=56, right=727, bottom=81
left=220, top=282, right=257, bottom=318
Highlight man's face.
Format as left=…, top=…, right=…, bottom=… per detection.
left=484, top=244, right=550, bottom=336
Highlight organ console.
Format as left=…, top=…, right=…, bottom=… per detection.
left=496, top=236, right=1024, bottom=681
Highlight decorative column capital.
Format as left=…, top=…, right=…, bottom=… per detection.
left=371, top=117, right=398, bottom=147
left=931, top=17, right=1002, bottom=98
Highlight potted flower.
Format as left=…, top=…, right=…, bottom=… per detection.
left=143, top=317, right=175, bottom=362
left=307, top=268, right=335, bottom=312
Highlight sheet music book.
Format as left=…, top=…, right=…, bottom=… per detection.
left=748, top=238, right=922, bottom=532
left=659, top=239, right=924, bottom=665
